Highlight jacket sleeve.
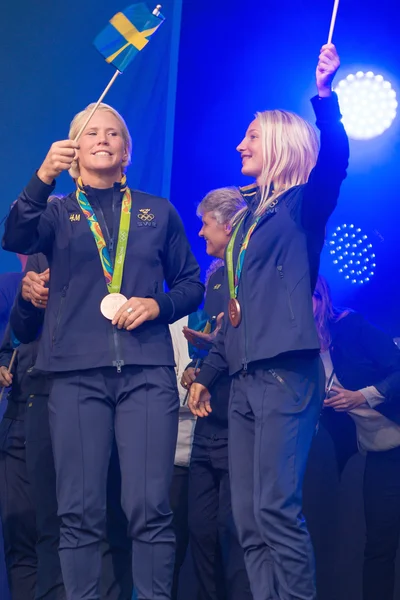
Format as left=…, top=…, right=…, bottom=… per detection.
left=148, top=204, right=205, bottom=323
left=301, top=93, right=349, bottom=230
left=194, top=326, right=229, bottom=390
left=2, top=173, right=58, bottom=256
left=9, top=254, right=45, bottom=344
left=0, top=325, right=15, bottom=370
left=0, top=281, right=11, bottom=326
left=358, top=319, right=400, bottom=402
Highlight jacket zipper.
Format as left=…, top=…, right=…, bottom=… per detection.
left=239, top=230, right=249, bottom=372
left=52, top=285, right=68, bottom=345
left=110, top=187, right=124, bottom=373
left=277, top=265, right=295, bottom=321
left=92, top=188, right=125, bottom=373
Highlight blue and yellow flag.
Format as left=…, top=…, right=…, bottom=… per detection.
left=94, top=3, right=165, bottom=73
left=10, top=329, right=21, bottom=350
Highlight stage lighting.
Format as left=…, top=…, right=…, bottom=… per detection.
left=328, top=224, right=376, bottom=284
left=335, top=71, right=397, bottom=140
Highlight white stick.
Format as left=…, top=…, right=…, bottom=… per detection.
left=0, top=349, right=18, bottom=403
left=327, top=0, right=340, bottom=44
left=74, top=70, right=121, bottom=142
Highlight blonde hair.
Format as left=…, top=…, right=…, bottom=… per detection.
left=254, top=110, right=319, bottom=216
left=68, top=103, right=132, bottom=180
left=197, top=186, right=245, bottom=227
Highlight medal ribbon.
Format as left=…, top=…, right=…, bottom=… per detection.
left=226, top=215, right=260, bottom=299
left=75, top=174, right=131, bottom=294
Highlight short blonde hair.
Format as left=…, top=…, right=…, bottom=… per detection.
left=255, top=110, right=319, bottom=216
left=68, top=103, right=132, bottom=179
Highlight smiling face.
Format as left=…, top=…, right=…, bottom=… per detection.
left=236, top=118, right=264, bottom=183
left=198, top=211, right=231, bottom=258
left=76, top=110, right=128, bottom=182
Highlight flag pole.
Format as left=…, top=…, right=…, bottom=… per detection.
left=75, top=4, right=163, bottom=142
left=0, top=349, right=18, bottom=403
left=75, top=70, right=121, bottom=142
left=327, top=0, right=340, bottom=44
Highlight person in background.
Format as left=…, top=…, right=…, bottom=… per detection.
left=189, top=44, right=348, bottom=600
left=313, top=274, right=400, bottom=600
left=0, top=251, right=30, bottom=600
left=168, top=316, right=197, bottom=599
left=2, top=102, right=203, bottom=600
left=0, top=323, right=38, bottom=600
left=0, top=254, right=27, bottom=345
left=182, top=187, right=252, bottom=600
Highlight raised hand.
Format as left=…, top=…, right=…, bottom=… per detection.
left=37, top=140, right=80, bottom=184
left=316, top=44, right=340, bottom=97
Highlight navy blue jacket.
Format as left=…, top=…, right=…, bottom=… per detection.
left=196, top=94, right=349, bottom=387
left=0, top=254, right=50, bottom=413
left=329, top=312, right=400, bottom=423
left=0, top=271, right=23, bottom=344
left=192, top=266, right=231, bottom=438
left=10, top=253, right=49, bottom=346
left=2, top=177, right=204, bottom=372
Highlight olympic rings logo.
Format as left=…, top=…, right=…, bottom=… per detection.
left=137, top=209, right=155, bottom=222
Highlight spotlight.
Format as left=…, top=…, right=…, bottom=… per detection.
left=335, top=71, right=397, bottom=140
left=328, top=224, right=376, bottom=284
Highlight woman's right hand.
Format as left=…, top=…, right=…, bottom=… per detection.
left=21, top=269, right=50, bottom=308
left=180, top=367, right=198, bottom=391
left=37, top=140, right=80, bottom=184
left=188, top=382, right=212, bottom=418
left=0, top=366, right=13, bottom=388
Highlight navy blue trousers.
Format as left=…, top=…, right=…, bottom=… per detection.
left=189, top=433, right=252, bottom=600
left=0, top=403, right=37, bottom=600
left=25, top=394, right=64, bottom=600
left=363, top=446, right=400, bottom=600
left=25, top=393, right=133, bottom=600
left=229, top=355, right=324, bottom=600
left=49, top=366, right=179, bottom=600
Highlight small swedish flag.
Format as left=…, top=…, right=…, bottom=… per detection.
left=94, top=2, right=165, bottom=73
left=10, top=329, right=21, bottom=350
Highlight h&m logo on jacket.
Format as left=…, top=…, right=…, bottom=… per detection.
left=137, top=208, right=157, bottom=227
left=69, top=213, right=81, bottom=222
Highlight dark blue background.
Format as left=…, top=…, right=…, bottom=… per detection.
left=171, top=0, right=400, bottom=334
left=1, top=0, right=399, bottom=334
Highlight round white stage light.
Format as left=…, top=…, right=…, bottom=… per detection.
left=335, top=71, right=397, bottom=140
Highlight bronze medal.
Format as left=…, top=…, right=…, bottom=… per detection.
left=100, top=293, right=128, bottom=320
left=228, top=298, right=241, bottom=327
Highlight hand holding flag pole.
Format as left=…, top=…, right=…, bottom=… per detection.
left=327, top=0, right=340, bottom=44
left=74, top=3, right=165, bottom=142
left=0, top=349, right=18, bottom=403
left=182, top=317, right=218, bottom=406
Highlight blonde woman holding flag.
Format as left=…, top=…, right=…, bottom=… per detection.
left=2, top=102, right=204, bottom=600
left=189, top=43, right=349, bottom=600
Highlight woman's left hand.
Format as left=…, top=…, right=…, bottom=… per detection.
left=316, top=44, right=340, bottom=97
left=324, top=385, right=367, bottom=412
left=112, top=297, right=160, bottom=331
